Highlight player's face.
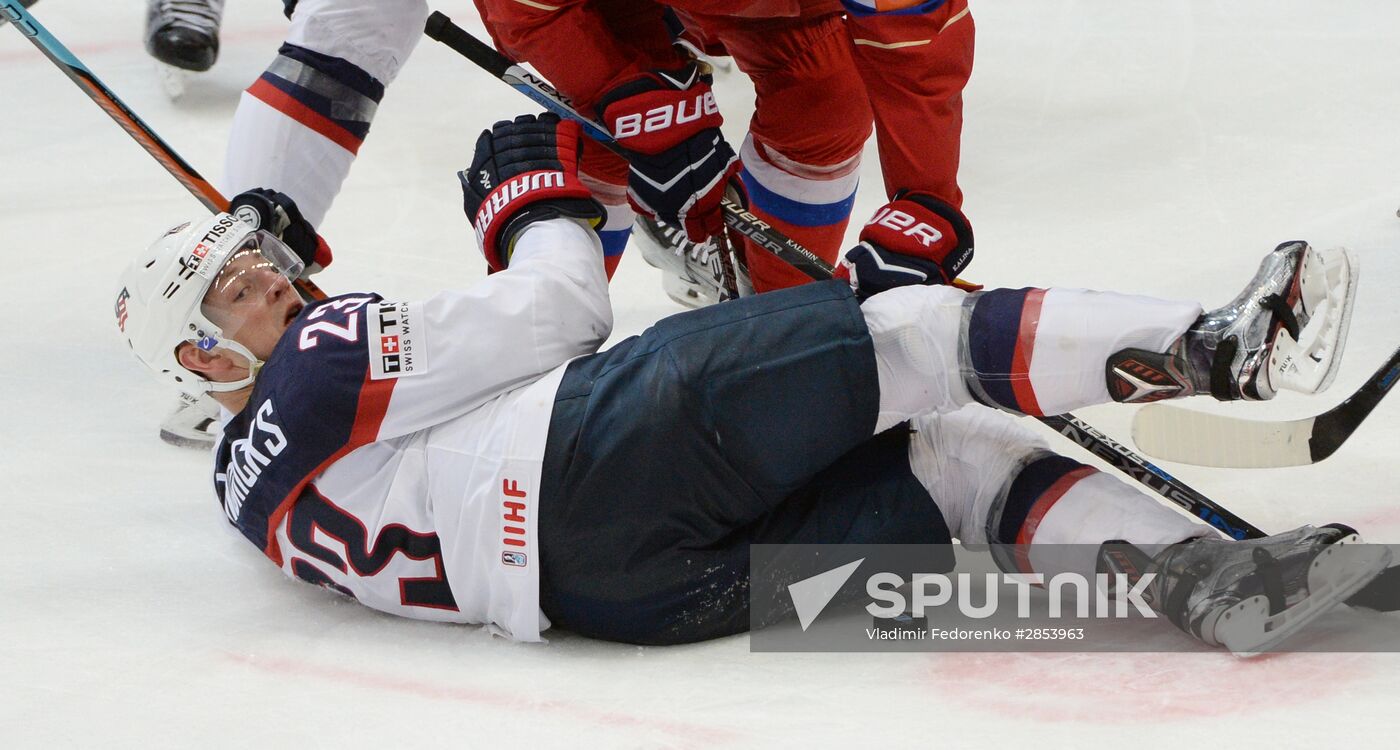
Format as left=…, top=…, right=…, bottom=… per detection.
left=202, top=241, right=304, bottom=362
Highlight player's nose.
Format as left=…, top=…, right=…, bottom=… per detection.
left=263, top=273, right=291, bottom=302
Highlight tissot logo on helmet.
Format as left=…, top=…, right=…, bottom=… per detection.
left=115, top=212, right=305, bottom=398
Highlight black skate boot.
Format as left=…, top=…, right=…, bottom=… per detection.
left=634, top=215, right=748, bottom=308
left=145, top=0, right=224, bottom=72
left=1099, top=525, right=1390, bottom=655
left=1108, top=241, right=1357, bottom=403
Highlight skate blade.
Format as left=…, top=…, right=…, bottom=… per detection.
left=661, top=271, right=712, bottom=309
left=159, top=395, right=220, bottom=450
left=1268, top=246, right=1358, bottom=396
left=1216, top=533, right=1391, bottom=656
left=159, top=427, right=216, bottom=450
left=157, top=62, right=190, bottom=101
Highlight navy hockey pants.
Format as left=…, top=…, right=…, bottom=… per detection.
left=537, top=281, right=952, bottom=645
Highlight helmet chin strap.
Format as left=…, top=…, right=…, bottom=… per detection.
left=201, top=339, right=263, bottom=394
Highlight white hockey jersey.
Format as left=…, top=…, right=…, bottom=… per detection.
left=211, top=220, right=612, bottom=641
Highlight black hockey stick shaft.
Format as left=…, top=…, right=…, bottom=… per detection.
left=1, top=1, right=326, bottom=299
left=423, top=12, right=837, bottom=283
left=1039, top=414, right=1262, bottom=539
left=1308, top=344, right=1400, bottom=462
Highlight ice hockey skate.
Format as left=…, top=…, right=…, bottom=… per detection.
left=1101, top=525, right=1391, bottom=655
left=145, top=0, right=225, bottom=99
left=634, top=215, right=748, bottom=308
left=158, top=392, right=220, bottom=450
left=1109, top=241, right=1357, bottom=403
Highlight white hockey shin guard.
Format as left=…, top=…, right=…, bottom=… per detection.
left=906, top=407, right=1208, bottom=580
left=221, top=0, right=429, bottom=226
left=862, top=284, right=1200, bottom=431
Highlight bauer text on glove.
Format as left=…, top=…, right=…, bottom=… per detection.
left=595, top=61, right=741, bottom=243
left=835, top=191, right=974, bottom=302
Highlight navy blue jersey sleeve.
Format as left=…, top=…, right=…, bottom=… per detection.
left=214, top=293, right=394, bottom=559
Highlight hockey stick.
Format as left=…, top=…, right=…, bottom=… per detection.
left=0, top=0, right=36, bottom=27
left=1031, top=414, right=1400, bottom=614
left=1040, top=414, right=1262, bottom=538
left=1132, top=344, right=1400, bottom=468
left=0, top=0, right=326, bottom=300
left=422, top=12, right=837, bottom=285
left=421, top=10, right=1400, bottom=609
left=1035, top=418, right=1400, bottom=606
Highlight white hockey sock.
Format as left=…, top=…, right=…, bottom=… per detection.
left=220, top=0, right=428, bottom=226
left=223, top=91, right=359, bottom=227
left=1020, top=471, right=1211, bottom=580
left=906, top=407, right=1210, bottom=580
left=960, top=288, right=1202, bottom=416
left=863, top=285, right=1202, bottom=433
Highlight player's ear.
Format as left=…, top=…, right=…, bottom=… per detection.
left=176, top=342, right=219, bottom=377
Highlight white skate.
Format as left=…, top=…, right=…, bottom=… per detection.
left=159, top=392, right=220, bottom=449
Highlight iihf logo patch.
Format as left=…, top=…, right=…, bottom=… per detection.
left=501, top=551, right=527, bottom=567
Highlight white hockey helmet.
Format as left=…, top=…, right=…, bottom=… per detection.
left=114, top=213, right=304, bottom=397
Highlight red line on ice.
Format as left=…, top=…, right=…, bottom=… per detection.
left=220, top=651, right=742, bottom=745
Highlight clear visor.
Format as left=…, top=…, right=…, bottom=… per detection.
left=197, top=230, right=306, bottom=353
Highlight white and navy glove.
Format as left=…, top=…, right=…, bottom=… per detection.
left=595, top=60, right=741, bottom=243
left=459, top=113, right=605, bottom=272
left=228, top=188, right=333, bottom=274
left=835, top=191, right=976, bottom=302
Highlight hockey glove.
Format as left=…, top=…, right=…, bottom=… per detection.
left=460, top=113, right=605, bottom=272
left=228, top=188, right=333, bottom=274
left=835, top=191, right=975, bottom=302
left=595, top=61, right=741, bottom=243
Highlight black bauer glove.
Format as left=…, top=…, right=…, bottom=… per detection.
left=595, top=60, right=741, bottom=243
left=228, top=188, right=333, bottom=274
left=459, top=113, right=605, bottom=271
left=834, top=191, right=976, bottom=302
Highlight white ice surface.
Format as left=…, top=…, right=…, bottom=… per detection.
left=3, top=1, right=1400, bottom=747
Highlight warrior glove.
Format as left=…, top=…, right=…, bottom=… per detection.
left=460, top=113, right=605, bottom=272
left=228, top=188, right=333, bottom=274
left=595, top=61, right=741, bottom=244
left=835, top=191, right=975, bottom=302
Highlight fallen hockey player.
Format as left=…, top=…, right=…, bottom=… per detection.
left=113, top=113, right=1387, bottom=652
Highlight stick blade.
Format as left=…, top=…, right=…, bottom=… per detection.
left=1131, top=403, right=1317, bottom=467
